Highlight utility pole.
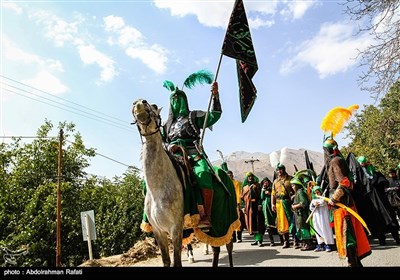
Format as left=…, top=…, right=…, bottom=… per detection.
left=245, top=156, right=259, bottom=174
left=56, top=129, right=63, bottom=267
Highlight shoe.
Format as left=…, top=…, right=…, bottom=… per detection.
left=282, top=241, right=290, bottom=249
left=259, top=243, right=264, bottom=247
left=301, top=244, right=313, bottom=251
left=325, top=245, right=332, bottom=252
left=293, top=242, right=301, bottom=249
left=251, top=241, right=259, bottom=246
left=270, top=243, right=275, bottom=247
left=314, top=244, right=324, bottom=252
left=237, top=240, right=242, bottom=243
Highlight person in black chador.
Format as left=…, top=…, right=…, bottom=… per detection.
left=387, top=168, right=400, bottom=221
left=347, top=154, right=400, bottom=246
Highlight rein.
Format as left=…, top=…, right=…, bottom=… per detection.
left=132, top=100, right=162, bottom=139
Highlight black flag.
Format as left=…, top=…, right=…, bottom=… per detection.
left=304, top=150, right=314, bottom=172
left=221, top=0, right=258, bottom=123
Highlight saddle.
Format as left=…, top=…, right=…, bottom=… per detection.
left=165, top=145, right=197, bottom=191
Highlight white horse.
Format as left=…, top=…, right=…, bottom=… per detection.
left=132, top=99, right=184, bottom=267
left=132, top=99, right=237, bottom=267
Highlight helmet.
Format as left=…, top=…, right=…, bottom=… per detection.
left=275, top=163, right=286, bottom=171
left=290, top=178, right=303, bottom=187
left=311, top=185, right=323, bottom=199
left=323, top=136, right=337, bottom=149
left=312, top=185, right=322, bottom=193
left=357, top=156, right=367, bottom=164
left=246, top=171, right=253, bottom=177
left=169, top=89, right=189, bottom=118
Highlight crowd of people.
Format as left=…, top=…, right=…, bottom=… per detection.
left=142, top=74, right=400, bottom=268
left=223, top=138, right=400, bottom=267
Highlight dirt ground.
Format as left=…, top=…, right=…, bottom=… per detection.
left=79, top=237, right=200, bottom=267
left=79, top=232, right=400, bottom=268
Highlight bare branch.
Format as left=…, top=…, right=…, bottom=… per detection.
left=343, top=0, right=400, bottom=98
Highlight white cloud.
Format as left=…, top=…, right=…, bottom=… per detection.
left=28, top=9, right=118, bottom=83
left=154, top=0, right=314, bottom=29
left=249, top=17, right=275, bottom=29
left=78, top=45, right=117, bottom=83
left=103, top=15, right=125, bottom=32
left=154, top=0, right=267, bottom=29
left=103, top=15, right=144, bottom=46
left=22, top=71, right=68, bottom=95
left=28, top=9, right=80, bottom=47
left=103, top=15, right=167, bottom=75
left=2, top=35, right=41, bottom=64
left=1, top=1, right=23, bottom=15
left=125, top=45, right=168, bottom=75
left=117, top=26, right=145, bottom=48
left=280, top=0, right=319, bottom=21
left=372, top=6, right=400, bottom=36
left=280, top=21, right=372, bottom=78
left=2, top=35, right=67, bottom=94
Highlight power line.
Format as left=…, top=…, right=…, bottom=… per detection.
left=4, top=86, right=135, bottom=133
left=1, top=75, right=136, bottom=133
left=0, top=75, right=139, bottom=176
left=0, top=136, right=57, bottom=139
left=64, top=140, right=134, bottom=168
left=1, top=135, right=135, bottom=170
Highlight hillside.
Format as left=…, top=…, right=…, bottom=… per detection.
left=212, top=147, right=324, bottom=182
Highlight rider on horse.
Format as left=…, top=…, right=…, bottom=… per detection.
left=161, top=78, right=221, bottom=230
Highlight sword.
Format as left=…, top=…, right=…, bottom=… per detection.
left=317, top=195, right=371, bottom=235
left=306, top=181, right=326, bottom=223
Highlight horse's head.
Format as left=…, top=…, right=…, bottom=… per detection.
left=132, top=99, right=162, bottom=137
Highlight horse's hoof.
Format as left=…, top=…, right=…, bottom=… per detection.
left=188, top=256, right=195, bottom=263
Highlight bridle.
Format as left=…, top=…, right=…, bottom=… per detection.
left=131, top=99, right=162, bottom=137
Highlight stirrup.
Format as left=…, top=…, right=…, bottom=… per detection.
left=198, top=221, right=212, bottom=232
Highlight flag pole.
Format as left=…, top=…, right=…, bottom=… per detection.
left=199, top=53, right=223, bottom=146
left=193, top=52, right=231, bottom=195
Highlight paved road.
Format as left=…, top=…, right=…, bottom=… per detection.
left=132, top=231, right=400, bottom=268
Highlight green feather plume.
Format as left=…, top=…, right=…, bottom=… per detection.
left=163, top=80, right=176, bottom=92
left=183, top=69, right=214, bottom=89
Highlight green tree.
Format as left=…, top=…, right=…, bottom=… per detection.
left=0, top=120, right=145, bottom=267
left=343, top=81, right=400, bottom=171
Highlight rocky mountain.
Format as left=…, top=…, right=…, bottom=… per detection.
left=212, top=147, right=324, bottom=183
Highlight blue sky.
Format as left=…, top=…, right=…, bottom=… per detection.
left=1, top=0, right=379, bottom=178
